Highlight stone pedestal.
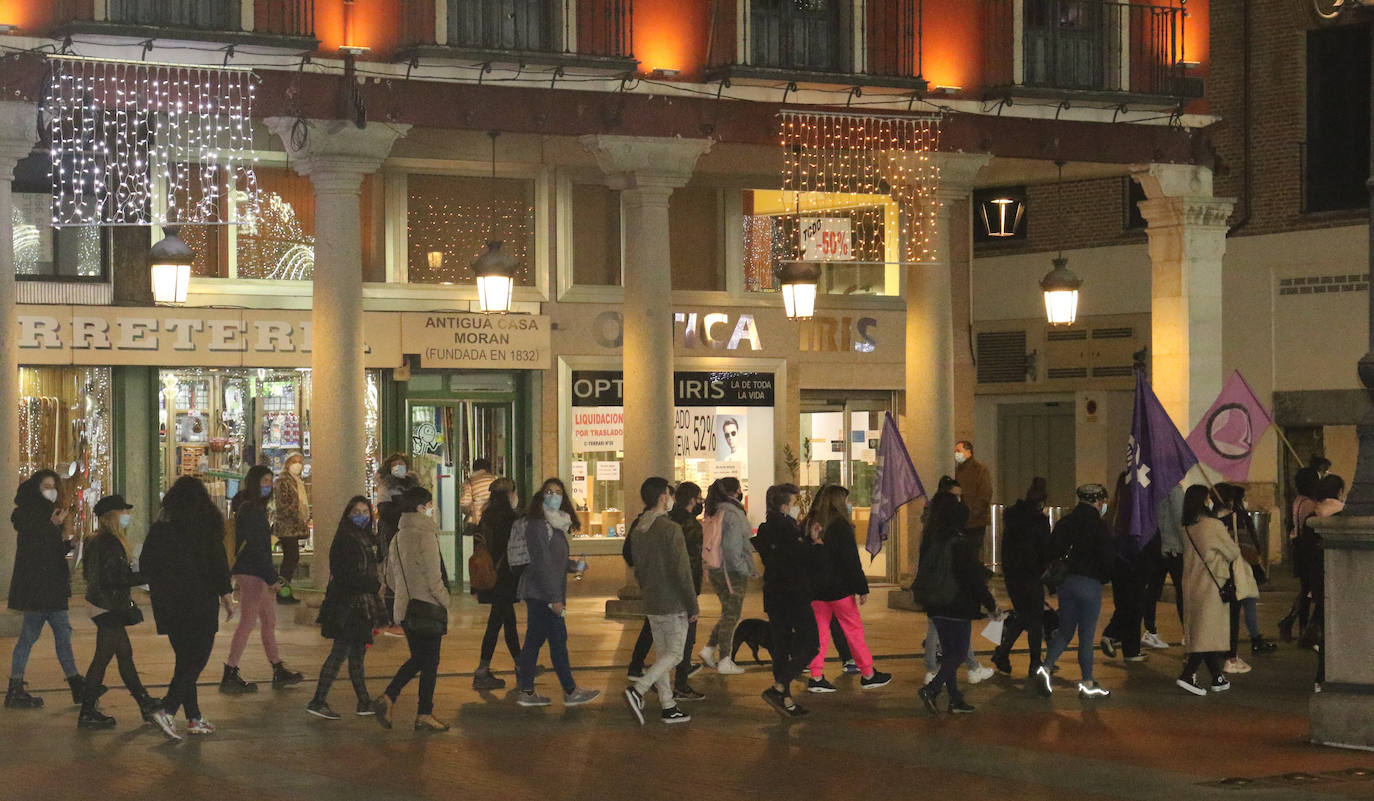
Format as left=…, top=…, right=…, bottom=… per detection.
left=1309, top=514, right=1374, bottom=751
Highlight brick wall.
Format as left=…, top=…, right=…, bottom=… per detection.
left=976, top=177, right=1145, bottom=258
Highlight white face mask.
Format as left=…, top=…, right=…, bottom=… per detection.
left=423, top=505, right=435, bottom=518
left=954, top=452, right=968, bottom=465
left=785, top=506, right=800, bottom=521
left=288, top=463, right=303, bottom=476
left=118, top=513, right=131, bottom=528
left=41, top=488, right=59, bottom=503
left=391, top=465, right=408, bottom=478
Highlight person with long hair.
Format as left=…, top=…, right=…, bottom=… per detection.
left=76, top=495, right=158, bottom=729
left=919, top=488, right=991, bottom=685
left=512, top=478, right=599, bottom=707
left=699, top=476, right=756, bottom=676
left=6, top=469, right=84, bottom=710
left=1214, top=484, right=1276, bottom=675
left=376, top=453, right=417, bottom=636
left=473, top=477, right=521, bottom=691
left=374, top=487, right=452, bottom=731
left=140, top=476, right=235, bottom=739
left=220, top=465, right=303, bottom=694
left=1308, top=473, right=1345, bottom=691
left=307, top=496, right=385, bottom=720
left=272, top=452, right=311, bottom=605
left=802, top=485, right=891, bottom=692
left=1176, top=484, right=1241, bottom=696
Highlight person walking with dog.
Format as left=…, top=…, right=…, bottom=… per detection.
left=803, top=485, right=891, bottom=693
left=753, top=483, right=823, bottom=716
left=623, top=478, right=699, bottom=725
left=699, top=477, right=755, bottom=676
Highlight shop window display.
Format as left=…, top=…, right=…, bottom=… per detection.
left=799, top=404, right=888, bottom=576
left=17, top=367, right=113, bottom=541
left=406, top=173, right=537, bottom=286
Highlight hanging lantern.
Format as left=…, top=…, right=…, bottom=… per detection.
left=473, top=241, right=516, bottom=313
left=1040, top=257, right=1082, bottom=327
left=427, top=250, right=444, bottom=271
left=777, top=262, right=821, bottom=320
left=149, top=229, right=194, bottom=305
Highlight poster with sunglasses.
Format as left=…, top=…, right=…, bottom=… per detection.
left=716, top=415, right=746, bottom=462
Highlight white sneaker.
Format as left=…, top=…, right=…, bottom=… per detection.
left=699, top=646, right=718, bottom=669
left=1141, top=631, right=1170, bottom=650
left=715, top=657, right=745, bottom=676
left=967, top=666, right=995, bottom=685
left=924, top=671, right=937, bottom=685
left=1223, top=658, right=1252, bottom=674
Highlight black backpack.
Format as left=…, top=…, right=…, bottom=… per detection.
left=911, top=534, right=959, bottom=610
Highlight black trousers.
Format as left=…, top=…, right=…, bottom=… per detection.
left=1181, top=651, right=1225, bottom=681
left=1144, top=551, right=1184, bottom=633
left=84, top=623, right=147, bottom=701
left=480, top=598, right=521, bottom=665
left=997, top=577, right=1045, bottom=668
left=1104, top=557, right=1147, bottom=657
left=313, top=638, right=369, bottom=704
left=163, top=626, right=216, bottom=720
left=765, top=598, right=819, bottom=690
left=385, top=630, right=442, bottom=716
left=279, top=538, right=301, bottom=583
left=630, top=614, right=699, bottom=688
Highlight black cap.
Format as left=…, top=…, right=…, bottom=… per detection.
left=93, top=495, right=134, bottom=518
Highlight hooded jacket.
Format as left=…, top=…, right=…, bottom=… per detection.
left=808, top=516, right=870, bottom=602
left=1001, top=499, right=1052, bottom=585
left=7, top=472, right=73, bottom=612
left=140, top=514, right=234, bottom=635
left=629, top=510, right=699, bottom=617
left=752, top=512, right=823, bottom=610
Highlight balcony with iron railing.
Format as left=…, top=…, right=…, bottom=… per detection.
left=52, top=0, right=316, bottom=47
left=984, top=0, right=1198, bottom=106
left=398, top=0, right=635, bottom=70
left=705, top=0, right=926, bottom=91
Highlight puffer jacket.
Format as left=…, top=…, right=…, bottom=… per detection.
left=7, top=473, right=72, bottom=612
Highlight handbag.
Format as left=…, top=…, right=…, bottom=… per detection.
left=93, top=603, right=143, bottom=628
left=468, top=540, right=498, bottom=594
left=392, top=537, right=448, bottom=638
left=1185, top=523, right=1238, bottom=604
left=1040, top=542, right=1074, bottom=593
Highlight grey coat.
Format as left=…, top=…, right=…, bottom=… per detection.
left=515, top=517, right=574, bottom=604
left=385, top=513, right=450, bottom=624
left=717, top=503, right=756, bottom=576
left=630, top=512, right=700, bottom=617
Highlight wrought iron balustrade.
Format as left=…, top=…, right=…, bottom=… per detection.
left=401, top=0, right=634, bottom=63
left=53, top=0, right=315, bottom=39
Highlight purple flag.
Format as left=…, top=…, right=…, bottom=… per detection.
left=1124, top=371, right=1198, bottom=547
left=1185, top=370, right=1274, bottom=482
left=865, top=412, right=925, bottom=557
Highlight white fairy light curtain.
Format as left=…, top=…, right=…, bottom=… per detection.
left=778, top=110, right=941, bottom=265
left=44, top=56, right=260, bottom=226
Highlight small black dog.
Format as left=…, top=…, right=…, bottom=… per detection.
left=730, top=618, right=773, bottom=664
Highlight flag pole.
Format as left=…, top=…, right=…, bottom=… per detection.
left=1271, top=424, right=1305, bottom=467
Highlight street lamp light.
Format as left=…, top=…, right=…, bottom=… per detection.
left=777, top=262, right=821, bottom=320
left=149, top=228, right=194, bottom=305
left=472, top=241, right=517, bottom=313
left=1040, top=256, right=1082, bottom=326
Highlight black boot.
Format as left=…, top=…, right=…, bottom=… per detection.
left=77, top=686, right=116, bottom=729
left=991, top=649, right=1013, bottom=675
left=66, top=675, right=86, bottom=705
left=219, top=664, right=259, bottom=694
left=1251, top=636, right=1278, bottom=654
left=272, top=662, right=304, bottom=689
left=1277, top=610, right=1296, bottom=642
left=4, top=679, right=43, bottom=709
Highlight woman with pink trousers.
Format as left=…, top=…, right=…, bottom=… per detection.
left=802, top=485, right=891, bottom=693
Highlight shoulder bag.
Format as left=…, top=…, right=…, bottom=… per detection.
left=394, top=536, right=448, bottom=637
left=1040, top=541, right=1074, bottom=594
left=1185, top=523, right=1238, bottom=604
left=468, top=534, right=498, bottom=594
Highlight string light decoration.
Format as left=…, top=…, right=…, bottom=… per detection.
left=776, top=111, right=941, bottom=266
left=45, top=56, right=260, bottom=227
left=406, top=173, right=534, bottom=285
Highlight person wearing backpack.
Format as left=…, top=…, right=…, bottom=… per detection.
left=914, top=493, right=997, bottom=714
left=472, top=478, right=522, bottom=691
left=698, top=477, right=756, bottom=676
left=1034, top=484, right=1115, bottom=700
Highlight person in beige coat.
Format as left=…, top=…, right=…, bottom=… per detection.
left=272, top=453, right=311, bottom=604
left=1177, top=485, right=1241, bottom=696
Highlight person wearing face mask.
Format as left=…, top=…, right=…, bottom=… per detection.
left=626, top=482, right=707, bottom=700
left=919, top=484, right=992, bottom=686
left=221, top=465, right=304, bottom=694
left=1034, top=484, right=1116, bottom=700
left=376, top=454, right=418, bottom=636
left=76, top=495, right=158, bottom=729
left=374, top=487, right=452, bottom=731
left=1177, top=484, right=1242, bottom=695
left=953, top=441, right=992, bottom=551
left=753, top=483, right=825, bottom=716
left=271, top=452, right=311, bottom=605
left=511, top=478, right=600, bottom=708
left=699, top=477, right=756, bottom=676
left=307, top=496, right=385, bottom=720
left=473, top=478, right=523, bottom=691
left=6, top=470, right=84, bottom=711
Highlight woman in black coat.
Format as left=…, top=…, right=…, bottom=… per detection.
left=991, top=478, right=1052, bottom=678
left=5, top=470, right=83, bottom=710
left=77, top=495, right=158, bottom=729
left=139, top=476, right=235, bottom=740
left=307, top=496, right=385, bottom=720
left=473, top=478, right=521, bottom=691
left=918, top=499, right=998, bottom=714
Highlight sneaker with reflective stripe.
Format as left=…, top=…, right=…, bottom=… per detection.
left=1077, top=681, right=1111, bottom=699
left=1034, top=665, right=1054, bottom=697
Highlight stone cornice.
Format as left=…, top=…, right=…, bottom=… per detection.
left=0, top=102, right=38, bottom=170
left=1137, top=196, right=1237, bottom=230
left=579, top=135, right=713, bottom=190
left=265, top=118, right=410, bottom=179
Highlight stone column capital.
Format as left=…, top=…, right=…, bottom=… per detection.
left=1131, top=163, right=1215, bottom=201
left=0, top=101, right=39, bottom=173
left=579, top=135, right=712, bottom=191
left=1137, top=195, right=1237, bottom=231
left=265, top=117, right=410, bottom=182
left=932, top=152, right=993, bottom=202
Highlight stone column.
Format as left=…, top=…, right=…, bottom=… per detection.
left=267, top=118, right=408, bottom=586
left=1309, top=515, right=1374, bottom=749
left=900, top=153, right=989, bottom=573
left=581, top=135, right=710, bottom=602
left=1134, top=165, right=1236, bottom=429
left=0, top=102, right=37, bottom=597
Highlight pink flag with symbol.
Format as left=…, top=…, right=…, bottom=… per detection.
left=1185, top=370, right=1274, bottom=482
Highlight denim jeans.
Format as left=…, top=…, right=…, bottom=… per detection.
left=923, top=621, right=981, bottom=672
left=517, top=601, right=577, bottom=695
left=10, top=610, right=79, bottom=679
left=928, top=616, right=971, bottom=704
left=1043, top=573, right=1102, bottom=682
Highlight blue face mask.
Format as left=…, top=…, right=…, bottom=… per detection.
left=350, top=513, right=371, bottom=528
left=260, top=485, right=272, bottom=498
left=543, top=492, right=563, bottom=512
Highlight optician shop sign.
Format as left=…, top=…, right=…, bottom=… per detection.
left=570, top=370, right=774, bottom=455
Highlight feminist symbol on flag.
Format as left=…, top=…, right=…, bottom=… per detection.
left=1127, top=436, right=1152, bottom=488
left=1203, top=403, right=1254, bottom=461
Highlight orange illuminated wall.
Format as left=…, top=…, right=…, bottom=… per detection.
left=316, top=0, right=403, bottom=57
left=0, top=0, right=68, bottom=30
left=921, top=0, right=984, bottom=90
left=635, top=0, right=710, bottom=78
